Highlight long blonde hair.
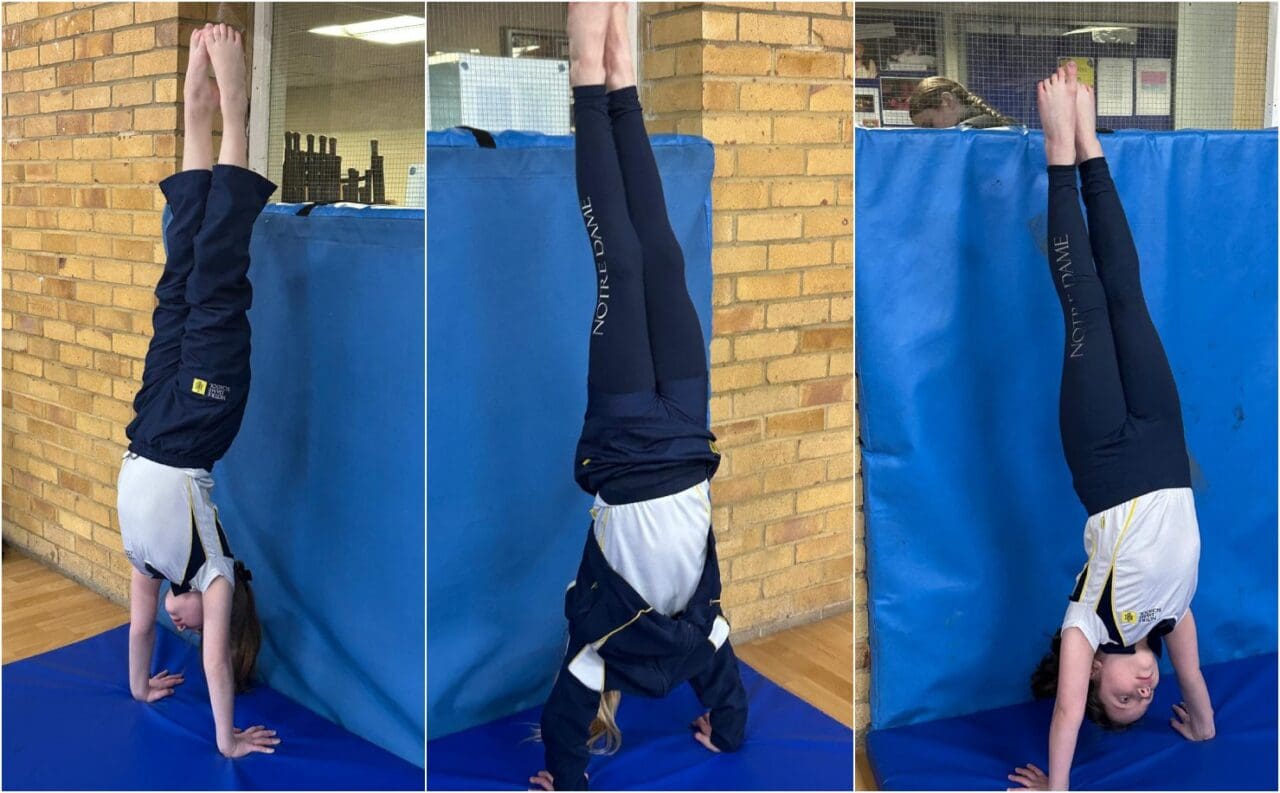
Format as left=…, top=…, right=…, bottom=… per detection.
left=909, top=76, right=1017, bottom=126
left=587, top=690, right=622, bottom=755
left=529, top=689, right=623, bottom=754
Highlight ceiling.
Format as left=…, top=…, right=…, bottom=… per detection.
left=272, top=2, right=424, bottom=89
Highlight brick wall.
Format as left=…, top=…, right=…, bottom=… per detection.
left=2, top=2, right=250, bottom=604
left=638, top=2, right=853, bottom=642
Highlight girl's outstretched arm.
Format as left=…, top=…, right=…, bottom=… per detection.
left=129, top=568, right=183, bottom=701
left=687, top=640, right=748, bottom=752
left=202, top=577, right=237, bottom=752
left=1047, top=628, right=1093, bottom=789
left=202, top=576, right=276, bottom=758
left=1165, top=609, right=1215, bottom=741
left=1010, top=627, right=1092, bottom=791
left=536, top=666, right=598, bottom=790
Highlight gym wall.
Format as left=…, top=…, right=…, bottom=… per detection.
left=2, top=2, right=255, bottom=603
left=639, top=1, right=855, bottom=644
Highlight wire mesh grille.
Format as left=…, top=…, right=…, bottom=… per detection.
left=855, top=2, right=1273, bottom=130
left=264, top=2, right=425, bottom=207
left=427, top=2, right=572, bottom=134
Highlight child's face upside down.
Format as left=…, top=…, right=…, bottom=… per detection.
left=1092, top=645, right=1160, bottom=725
left=166, top=589, right=204, bottom=633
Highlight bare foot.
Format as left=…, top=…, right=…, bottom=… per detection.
left=185, top=26, right=218, bottom=121
left=604, top=3, right=635, bottom=91
left=1074, top=74, right=1103, bottom=164
left=567, top=2, right=610, bottom=86
left=204, top=23, right=248, bottom=168
left=182, top=25, right=216, bottom=171
left=205, top=24, right=247, bottom=126
left=1037, top=65, right=1076, bottom=166
left=691, top=713, right=722, bottom=753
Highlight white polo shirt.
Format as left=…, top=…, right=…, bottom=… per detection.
left=1061, top=487, right=1200, bottom=650
left=116, top=452, right=236, bottom=594
left=591, top=479, right=712, bottom=617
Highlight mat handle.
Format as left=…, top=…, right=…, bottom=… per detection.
left=457, top=126, right=497, bottom=149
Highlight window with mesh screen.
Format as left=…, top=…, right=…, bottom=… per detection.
left=426, top=3, right=573, bottom=134
left=262, top=2, right=425, bottom=207
left=855, top=2, right=1273, bottom=130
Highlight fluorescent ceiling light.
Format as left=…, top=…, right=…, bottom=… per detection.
left=310, top=15, right=425, bottom=45
left=1063, top=26, right=1131, bottom=36
left=1062, top=25, right=1137, bottom=45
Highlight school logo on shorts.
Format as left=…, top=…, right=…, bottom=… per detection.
left=192, top=378, right=229, bottom=401
left=1121, top=610, right=1138, bottom=624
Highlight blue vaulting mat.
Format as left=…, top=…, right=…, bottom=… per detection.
left=426, top=131, right=715, bottom=739
left=1, top=625, right=424, bottom=790
left=855, top=128, right=1278, bottom=733
left=867, top=653, right=1277, bottom=790
left=426, top=662, right=852, bottom=790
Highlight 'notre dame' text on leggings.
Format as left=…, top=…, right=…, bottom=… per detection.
left=570, top=84, right=720, bottom=505
left=1046, top=159, right=1191, bottom=515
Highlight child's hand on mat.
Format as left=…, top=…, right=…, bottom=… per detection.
left=1170, top=702, right=1215, bottom=741
left=529, top=770, right=586, bottom=790
left=218, top=725, right=280, bottom=758
left=1007, top=763, right=1049, bottom=790
left=691, top=713, right=721, bottom=753
left=137, top=669, right=185, bottom=702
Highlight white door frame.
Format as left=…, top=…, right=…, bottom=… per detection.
left=249, top=3, right=273, bottom=175
left=1265, top=1, right=1279, bottom=127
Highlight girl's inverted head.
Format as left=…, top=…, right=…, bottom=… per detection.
left=1031, top=630, right=1160, bottom=729
left=908, top=76, right=1017, bottom=129
left=165, top=560, right=262, bottom=692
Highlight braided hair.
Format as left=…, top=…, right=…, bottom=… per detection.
left=909, top=76, right=1018, bottom=127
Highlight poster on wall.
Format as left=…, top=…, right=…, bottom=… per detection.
left=1057, top=56, right=1096, bottom=88
left=856, top=86, right=883, bottom=127
left=1097, top=57, right=1134, bottom=116
left=880, top=77, right=922, bottom=126
left=1135, top=58, right=1172, bottom=116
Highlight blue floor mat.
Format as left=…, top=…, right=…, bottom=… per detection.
left=867, top=652, right=1277, bottom=790
left=427, top=663, right=852, bottom=790
left=2, top=625, right=424, bottom=790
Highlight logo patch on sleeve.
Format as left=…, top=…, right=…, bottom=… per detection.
left=192, top=378, right=229, bottom=401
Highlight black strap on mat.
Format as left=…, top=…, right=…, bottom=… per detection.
left=457, top=126, right=497, bottom=149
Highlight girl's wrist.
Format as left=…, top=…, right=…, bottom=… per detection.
left=216, top=731, right=236, bottom=753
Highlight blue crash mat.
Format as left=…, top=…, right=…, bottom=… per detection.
left=1, top=625, right=424, bottom=790
left=856, top=129, right=1277, bottom=731
left=426, top=662, right=852, bottom=790
left=867, top=652, right=1277, bottom=790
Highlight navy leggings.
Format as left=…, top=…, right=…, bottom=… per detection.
left=1046, top=158, right=1191, bottom=515
left=126, top=165, right=277, bottom=470
left=573, top=85, right=708, bottom=424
